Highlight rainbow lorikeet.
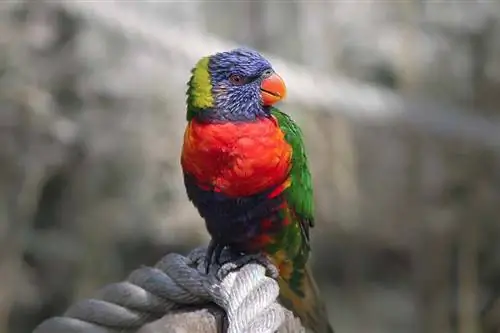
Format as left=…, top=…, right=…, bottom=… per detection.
left=181, top=48, right=333, bottom=333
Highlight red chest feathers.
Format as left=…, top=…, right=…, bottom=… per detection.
left=181, top=117, right=292, bottom=197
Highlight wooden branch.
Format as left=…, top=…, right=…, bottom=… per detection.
left=137, top=304, right=306, bottom=333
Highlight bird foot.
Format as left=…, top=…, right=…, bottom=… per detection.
left=205, top=240, right=225, bottom=274
left=217, top=252, right=279, bottom=281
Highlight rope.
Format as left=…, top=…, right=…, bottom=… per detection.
left=32, top=247, right=288, bottom=333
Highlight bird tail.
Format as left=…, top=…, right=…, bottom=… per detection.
left=278, top=265, right=334, bottom=333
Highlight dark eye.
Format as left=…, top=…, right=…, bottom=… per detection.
left=229, top=74, right=245, bottom=85
left=262, top=69, right=273, bottom=78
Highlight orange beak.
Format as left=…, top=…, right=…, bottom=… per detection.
left=261, top=72, right=286, bottom=106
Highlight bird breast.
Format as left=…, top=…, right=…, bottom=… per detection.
left=181, top=116, right=292, bottom=197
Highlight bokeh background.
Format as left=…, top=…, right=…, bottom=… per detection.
left=1, top=1, right=500, bottom=333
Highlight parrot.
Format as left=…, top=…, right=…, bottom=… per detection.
left=180, top=48, right=333, bottom=333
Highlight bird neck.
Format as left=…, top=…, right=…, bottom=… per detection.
left=190, top=104, right=272, bottom=123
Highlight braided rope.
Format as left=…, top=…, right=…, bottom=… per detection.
left=32, top=247, right=289, bottom=333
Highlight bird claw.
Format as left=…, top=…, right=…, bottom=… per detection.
left=205, top=240, right=279, bottom=280
left=205, top=240, right=225, bottom=274
left=217, top=252, right=279, bottom=281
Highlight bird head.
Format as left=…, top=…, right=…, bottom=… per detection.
left=186, top=48, right=287, bottom=122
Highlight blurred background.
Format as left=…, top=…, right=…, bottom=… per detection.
left=1, top=1, right=500, bottom=333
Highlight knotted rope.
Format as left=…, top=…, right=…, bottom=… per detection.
left=33, top=247, right=295, bottom=333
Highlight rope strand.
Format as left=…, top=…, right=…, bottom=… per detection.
left=33, top=247, right=293, bottom=333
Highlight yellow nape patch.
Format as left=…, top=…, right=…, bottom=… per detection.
left=190, top=57, right=214, bottom=109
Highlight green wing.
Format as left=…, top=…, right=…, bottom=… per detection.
left=271, top=107, right=315, bottom=241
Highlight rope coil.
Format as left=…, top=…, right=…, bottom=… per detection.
left=33, top=247, right=289, bottom=333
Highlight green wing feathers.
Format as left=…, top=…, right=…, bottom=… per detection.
left=271, top=108, right=334, bottom=333
left=271, top=107, right=315, bottom=231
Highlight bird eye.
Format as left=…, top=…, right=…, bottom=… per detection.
left=262, top=69, right=273, bottom=78
left=229, top=74, right=245, bottom=85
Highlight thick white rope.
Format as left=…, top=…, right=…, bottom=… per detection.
left=219, top=264, right=285, bottom=333
left=32, top=247, right=287, bottom=333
